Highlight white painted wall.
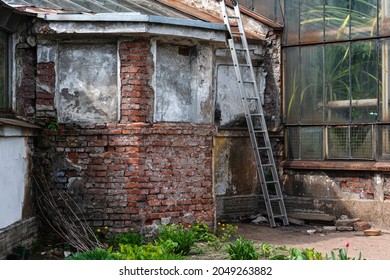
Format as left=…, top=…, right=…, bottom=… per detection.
left=0, top=137, right=27, bottom=229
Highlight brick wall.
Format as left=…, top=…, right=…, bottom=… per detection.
left=34, top=39, right=216, bottom=232
left=0, top=217, right=38, bottom=259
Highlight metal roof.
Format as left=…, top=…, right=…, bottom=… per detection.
left=2, top=0, right=194, bottom=18
left=1, top=0, right=277, bottom=40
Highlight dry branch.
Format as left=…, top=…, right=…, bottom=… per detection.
left=33, top=163, right=102, bottom=252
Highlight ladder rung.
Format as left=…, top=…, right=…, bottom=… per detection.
left=273, top=215, right=286, bottom=219
left=254, top=130, right=266, bottom=134
left=262, top=164, right=274, bottom=168
left=232, top=31, right=244, bottom=35
left=258, top=147, right=270, bottom=151
left=243, top=81, right=255, bottom=84
left=246, top=97, right=259, bottom=100
left=228, top=16, right=239, bottom=19
left=265, top=180, right=278, bottom=184
left=269, top=197, right=282, bottom=202
left=250, top=113, right=263, bottom=117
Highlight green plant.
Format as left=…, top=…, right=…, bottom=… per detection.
left=48, top=119, right=59, bottom=132
left=108, top=231, right=144, bottom=247
left=287, top=247, right=323, bottom=260
left=225, top=236, right=259, bottom=260
left=157, top=224, right=197, bottom=255
left=66, top=248, right=123, bottom=260
left=117, top=240, right=183, bottom=260
left=191, top=222, right=215, bottom=242
left=325, top=242, right=363, bottom=260
left=208, top=222, right=238, bottom=250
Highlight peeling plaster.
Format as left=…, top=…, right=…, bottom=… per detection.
left=56, top=43, right=118, bottom=123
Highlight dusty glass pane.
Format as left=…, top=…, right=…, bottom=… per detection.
left=350, top=41, right=378, bottom=122
left=251, top=0, right=284, bottom=25
left=301, top=127, right=324, bottom=159
left=284, top=47, right=300, bottom=124
left=300, top=0, right=324, bottom=43
left=324, top=43, right=351, bottom=123
left=328, top=126, right=349, bottom=158
left=300, top=45, right=324, bottom=124
left=325, top=0, right=350, bottom=41
left=287, top=127, right=300, bottom=159
left=350, top=0, right=377, bottom=39
left=350, top=125, right=374, bottom=159
left=284, top=0, right=300, bottom=45
left=0, top=31, right=7, bottom=110
left=379, top=125, right=390, bottom=158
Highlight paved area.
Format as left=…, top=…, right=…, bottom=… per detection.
left=236, top=222, right=390, bottom=260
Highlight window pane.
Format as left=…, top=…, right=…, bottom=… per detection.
left=351, top=125, right=374, bottom=159
left=300, top=0, right=324, bottom=44
left=301, top=127, right=324, bottom=159
left=300, top=45, right=324, bottom=124
left=379, top=125, right=390, bottom=158
left=284, top=0, right=300, bottom=45
left=351, top=41, right=378, bottom=122
left=325, top=0, right=350, bottom=41
left=324, top=43, right=350, bottom=123
left=287, top=127, right=300, bottom=159
left=0, top=31, right=7, bottom=110
left=285, top=47, right=300, bottom=124
left=328, top=126, right=349, bottom=158
left=350, top=0, right=377, bottom=39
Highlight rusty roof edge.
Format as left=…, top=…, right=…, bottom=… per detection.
left=0, top=1, right=37, bottom=17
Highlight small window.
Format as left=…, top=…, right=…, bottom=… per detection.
left=0, top=30, right=9, bottom=111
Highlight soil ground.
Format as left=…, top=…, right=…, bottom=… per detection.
left=235, top=222, right=390, bottom=260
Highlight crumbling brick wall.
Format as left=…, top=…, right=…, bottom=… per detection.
left=34, top=39, right=215, bottom=232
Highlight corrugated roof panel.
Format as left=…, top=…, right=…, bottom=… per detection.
left=2, top=0, right=192, bottom=17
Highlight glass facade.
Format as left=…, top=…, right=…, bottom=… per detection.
left=0, top=30, right=8, bottom=111
left=284, top=0, right=390, bottom=160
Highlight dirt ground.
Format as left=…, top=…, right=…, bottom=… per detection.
left=236, top=222, right=390, bottom=260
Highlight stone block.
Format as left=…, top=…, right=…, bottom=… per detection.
left=353, top=221, right=371, bottom=231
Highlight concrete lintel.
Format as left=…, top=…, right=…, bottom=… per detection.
left=36, top=20, right=226, bottom=42
left=42, top=13, right=226, bottom=31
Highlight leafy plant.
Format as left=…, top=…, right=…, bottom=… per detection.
left=117, top=240, right=183, bottom=260
left=225, top=236, right=259, bottom=260
left=191, top=221, right=215, bottom=242
left=157, top=224, right=197, bottom=255
left=208, top=222, right=238, bottom=250
left=108, top=231, right=144, bottom=247
left=48, top=119, right=59, bottom=132
left=287, top=247, right=323, bottom=260
left=66, top=248, right=123, bottom=260
left=325, top=242, right=363, bottom=260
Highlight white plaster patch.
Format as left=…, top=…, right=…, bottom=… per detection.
left=0, top=137, right=27, bottom=229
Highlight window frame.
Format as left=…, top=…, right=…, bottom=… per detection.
left=283, top=0, right=390, bottom=162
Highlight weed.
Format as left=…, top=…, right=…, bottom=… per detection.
left=157, top=224, right=197, bottom=255
left=225, top=236, right=259, bottom=260
left=207, top=222, right=238, bottom=250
